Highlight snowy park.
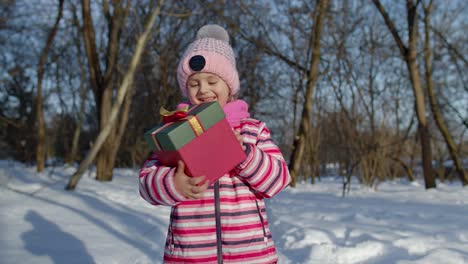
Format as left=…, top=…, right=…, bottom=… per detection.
left=1, top=160, right=467, bottom=264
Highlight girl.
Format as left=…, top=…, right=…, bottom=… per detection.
left=139, top=24, right=291, bottom=264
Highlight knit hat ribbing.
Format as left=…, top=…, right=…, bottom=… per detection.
left=177, top=24, right=240, bottom=97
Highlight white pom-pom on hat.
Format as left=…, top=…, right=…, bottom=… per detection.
left=196, top=24, right=230, bottom=43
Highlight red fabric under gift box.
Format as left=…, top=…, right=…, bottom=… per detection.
left=155, top=117, right=246, bottom=185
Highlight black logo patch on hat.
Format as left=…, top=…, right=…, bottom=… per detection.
left=189, top=55, right=206, bottom=71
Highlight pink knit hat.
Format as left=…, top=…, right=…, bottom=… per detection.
left=177, top=24, right=240, bottom=97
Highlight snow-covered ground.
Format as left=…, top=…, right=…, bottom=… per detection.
left=0, top=160, right=467, bottom=264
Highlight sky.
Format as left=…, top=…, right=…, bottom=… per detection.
left=0, top=160, right=467, bottom=264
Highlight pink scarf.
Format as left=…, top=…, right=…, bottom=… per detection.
left=223, top=100, right=250, bottom=127
left=177, top=100, right=250, bottom=128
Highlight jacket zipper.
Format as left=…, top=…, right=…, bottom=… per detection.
left=214, top=181, right=223, bottom=264
left=169, top=207, right=175, bottom=254
left=255, top=200, right=268, bottom=243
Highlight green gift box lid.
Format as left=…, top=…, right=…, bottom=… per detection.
left=144, top=101, right=225, bottom=151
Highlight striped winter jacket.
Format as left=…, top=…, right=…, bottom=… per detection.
left=139, top=117, right=291, bottom=263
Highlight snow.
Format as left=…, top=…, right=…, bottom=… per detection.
left=0, top=160, right=467, bottom=264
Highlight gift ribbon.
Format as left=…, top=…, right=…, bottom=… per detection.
left=186, top=116, right=204, bottom=136
left=160, top=105, right=189, bottom=123
left=151, top=105, right=205, bottom=150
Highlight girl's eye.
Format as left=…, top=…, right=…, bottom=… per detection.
left=208, top=81, right=217, bottom=85
left=189, top=83, right=199, bottom=88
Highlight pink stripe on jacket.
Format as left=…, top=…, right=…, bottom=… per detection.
left=139, top=100, right=291, bottom=263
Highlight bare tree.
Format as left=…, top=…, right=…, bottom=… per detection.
left=372, top=0, right=436, bottom=189
left=118, top=5, right=192, bottom=168
left=66, top=3, right=86, bottom=165
left=422, top=1, right=467, bottom=186
left=288, top=0, right=329, bottom=187
left=36, top=0, right=64, bottom=172
left=66, top=0, right=164, bottom=190
left=79, top=0, right=135, bottom=181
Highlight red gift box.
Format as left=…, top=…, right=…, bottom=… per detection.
left=147, top=102, right=246, bottom=185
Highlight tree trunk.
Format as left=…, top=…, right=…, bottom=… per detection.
left=392, top=156, right=415, bottom=182
left=36, top=0, right=64, bottom=172
left=95, top=82, right=118, bottom=181
left=288, top=0, right=328, bottom=187
left=66, top=0, right=164, bottom=190
left=373, top=0, right=436, bottom=189
left=422, top=2, right=467, bottom=186
left=69, top=56, right=87, bottom=165
left=309, top=126, right=320, bottom=184
left=68, top=5, right=87, bottom=165
left=79, top=0, right=129, bottom=181
left=406, top=0, right=436, bottom=189
left=95, top=140, right=116, bottom=181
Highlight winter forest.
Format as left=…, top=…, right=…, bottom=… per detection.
left=1, top=0, right=467, bottom=189
left=1, top=1, right=468, bottom=263
left=0, top=0, right=468, bottom=193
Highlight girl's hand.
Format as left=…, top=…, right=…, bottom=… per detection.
left=174, top=160, right=210, bottom=199
left=234, top=130, right=246, bottom=150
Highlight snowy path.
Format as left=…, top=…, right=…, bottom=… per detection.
left=269, top=179, right=468, bottom=263
left=1, top=161, right=467, bottom=263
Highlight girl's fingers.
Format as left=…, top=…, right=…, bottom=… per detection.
left=176, top=160, right=185, bottom=174
left=183, top=176, right=210, bottom=199
left=191, top=180, right=210, bottom=194
left=189, top=175, right=206, bottom=185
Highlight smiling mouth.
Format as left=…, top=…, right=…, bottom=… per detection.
left=199, top=97, right=216, bottom=102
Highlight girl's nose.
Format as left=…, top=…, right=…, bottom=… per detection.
left=198, top=83, right=209, bottom=94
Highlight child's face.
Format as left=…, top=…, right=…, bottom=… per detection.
left=187, top=73, right=231, bottom=107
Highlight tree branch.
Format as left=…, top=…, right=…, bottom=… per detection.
left=372, top=0, right=408, bottom=57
